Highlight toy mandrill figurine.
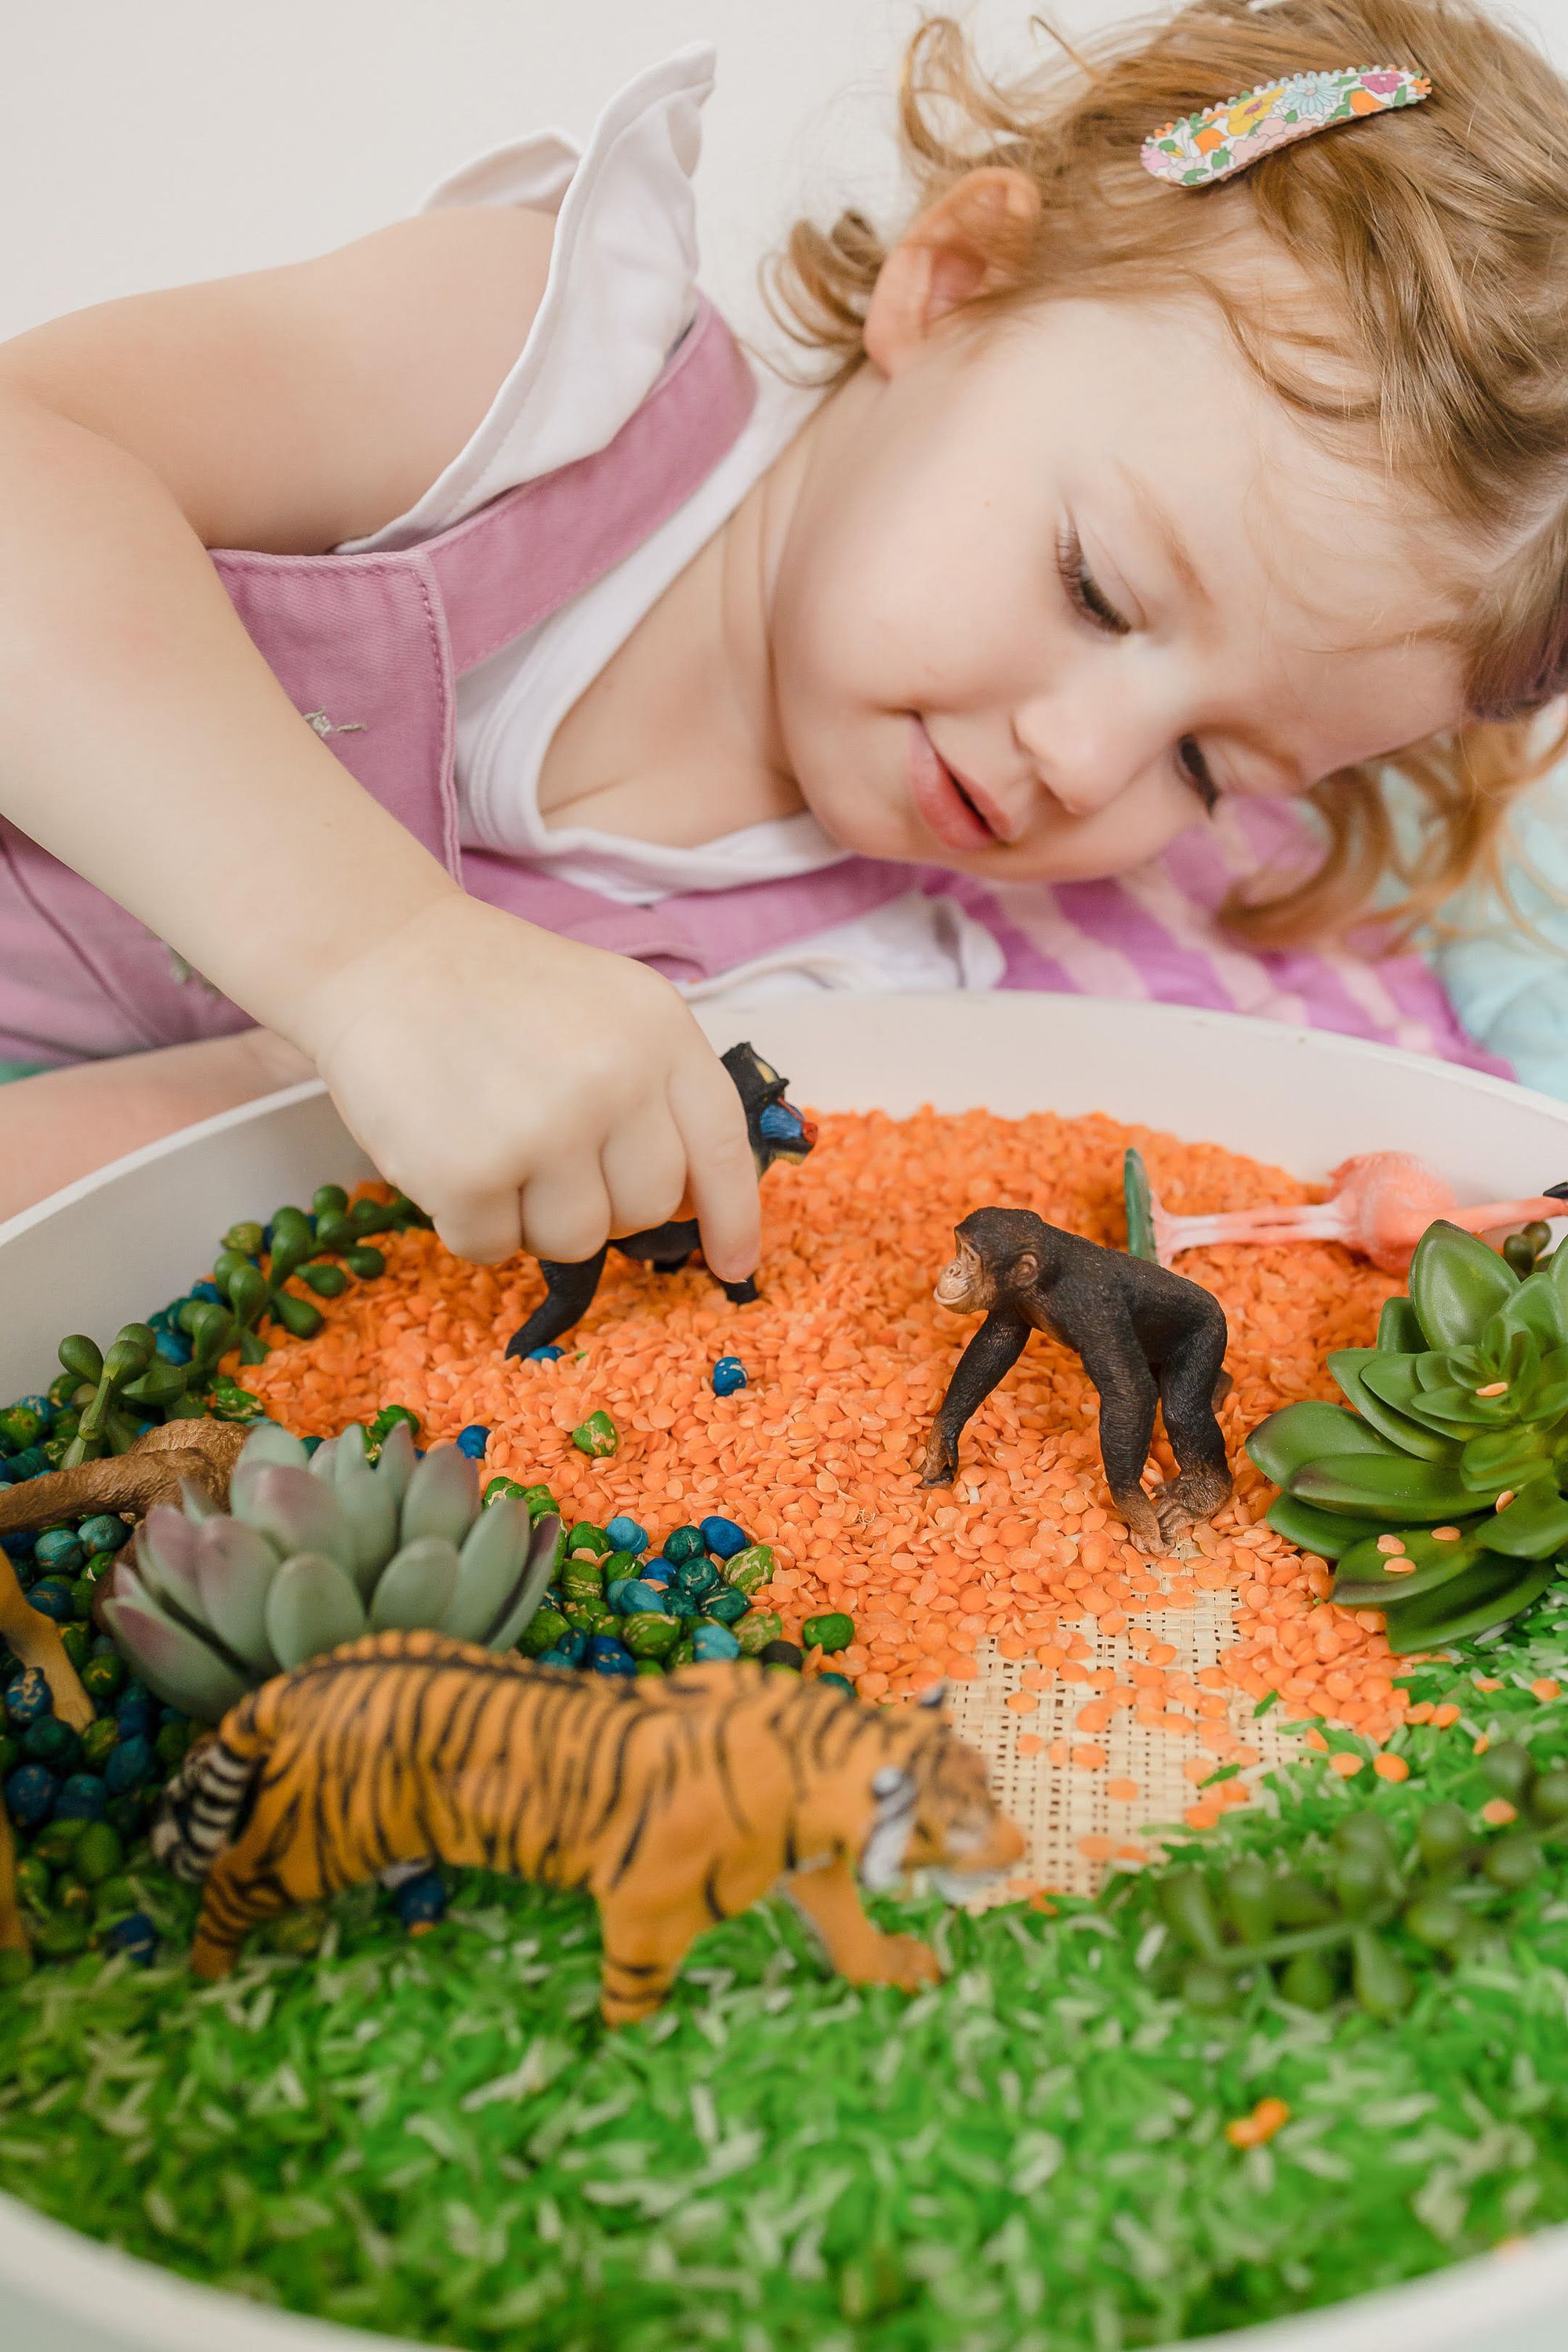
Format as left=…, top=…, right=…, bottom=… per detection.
left=505, top=1043, right=815, bottom=1359
left=920, top=1207, right=1232, bottom=1552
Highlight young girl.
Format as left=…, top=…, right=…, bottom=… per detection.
left=1, top=0, right=1565, bottom=1273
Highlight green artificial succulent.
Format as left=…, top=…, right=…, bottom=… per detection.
left=1248, top=1218, right=1568, bottom=1652
left=214, top=1188, right=430, bottom=1365
left=1128, top=1741, right=1568, bottom=2017
left=101, top=1421, right=562, bottom=1719
left=54, top=1313, right=237, bottom=1467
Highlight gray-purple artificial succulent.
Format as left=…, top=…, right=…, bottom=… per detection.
left=102, top=1421, right=561, bottom=1719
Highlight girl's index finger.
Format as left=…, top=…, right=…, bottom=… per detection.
left=668, top=1046, right=760, bottom=1286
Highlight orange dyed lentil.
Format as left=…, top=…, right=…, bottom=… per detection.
left=1482, top=1798, right=1519, bottom=1826
left=1533, top=1679, right=1562, bottom=1703
left=1105, top=1777, right=1141, bottom=1802
left=1373, top=1753, right=1410, bottom=1782
left=245, top=1127, right=1410, bottom=1736
left=1329, top=1752, right=1366, bottom=1778
left=1225, top=2097, right=1290, bottom=2150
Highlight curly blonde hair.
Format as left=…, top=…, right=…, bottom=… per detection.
left=760, top=0, right=1568, bottom=949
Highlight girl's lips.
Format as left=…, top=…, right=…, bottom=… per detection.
left=906, top=717, right=996, bottom=853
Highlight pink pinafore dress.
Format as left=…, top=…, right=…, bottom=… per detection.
left=0, top=299, right=1504, bottom=1079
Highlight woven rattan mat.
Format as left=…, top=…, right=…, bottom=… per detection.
left=947, top=1591, right=1304, bottom=1899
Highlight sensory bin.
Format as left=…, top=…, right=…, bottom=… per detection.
left=3, top=1090, right=1568, bottom=2350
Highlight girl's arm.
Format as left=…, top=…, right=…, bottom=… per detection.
left=0, top=215, right=759, bottom=1277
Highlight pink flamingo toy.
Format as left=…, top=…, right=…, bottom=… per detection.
left=1123, top=1149, right=1568, bottom=1276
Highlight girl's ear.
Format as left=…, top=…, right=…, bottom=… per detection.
left=863, top=167, right=1040, bottom=376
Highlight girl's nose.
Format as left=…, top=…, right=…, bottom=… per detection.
left=1012, top=691, right=1164, bottom=819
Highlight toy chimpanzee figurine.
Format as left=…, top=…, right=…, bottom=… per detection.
left=920, top=1207, right=1232, bottom=1552
left=505, top=1044, right=816, bottom=1359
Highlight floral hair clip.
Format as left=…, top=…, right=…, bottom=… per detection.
left=1141, top=66, right=1432, bottom=187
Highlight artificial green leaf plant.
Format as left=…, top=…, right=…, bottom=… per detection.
left=1248, top=1218, right=1568, bottom=1653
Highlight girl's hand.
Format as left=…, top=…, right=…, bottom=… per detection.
left=291, top=896, right=761, bottom=1278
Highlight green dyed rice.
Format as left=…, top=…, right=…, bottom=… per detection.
left=5, top=1600, right=1568, bottom=2350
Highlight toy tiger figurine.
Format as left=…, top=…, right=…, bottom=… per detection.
left=153, top=1631, right=1024, bottom=2021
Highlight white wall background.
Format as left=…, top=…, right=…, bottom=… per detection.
left=5, top=0, right=1565, bottom=355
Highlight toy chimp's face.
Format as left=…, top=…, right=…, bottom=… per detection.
left=720, top=1044, right=817, bottom=1176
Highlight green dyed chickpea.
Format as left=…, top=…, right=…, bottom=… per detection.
left=735, top=1609, right=784, bottom=1656
left=71, top=1823, right=124, bottom=1885
left=517, top=1606, right=568, bottom=1658
left=91, top=1874, right=138, bottom=1924
left=570, top=1410, right=618, bottom=1459
left=33, top=1915, right=89, bottom=1960
left=13, top=1856, right=50, bottom=1911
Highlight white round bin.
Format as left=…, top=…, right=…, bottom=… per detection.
left=1, top=992, right=1566, bottom=2352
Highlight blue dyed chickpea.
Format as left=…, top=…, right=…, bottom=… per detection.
left=103, top=1912, right=158, bottom=1965
left=391, top=1871, right=447, bottom=1931
left=5, top=1669, right=53, bottom=1729
left=34, top=1530, right=84, bottom=1575
left=3, top=1763, right=56, bottom=1829
left=711, top=1357, right=747, bottom=1396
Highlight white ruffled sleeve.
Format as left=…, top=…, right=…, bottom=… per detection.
left=339, top=42, right=715, bottom=553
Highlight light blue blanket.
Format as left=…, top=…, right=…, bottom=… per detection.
left=1428, top=756, right=1568, bottom=1100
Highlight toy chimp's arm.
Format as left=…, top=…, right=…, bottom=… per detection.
left=919, top=1312, right=1031, bottom=1485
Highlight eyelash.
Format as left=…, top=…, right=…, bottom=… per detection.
left=1056, top=528, right=1130, bottom=637
left=1055, top=526, right=1221, bottom=816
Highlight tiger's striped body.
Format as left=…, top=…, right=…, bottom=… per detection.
left=156, top=1629, right=1022, bottom=2022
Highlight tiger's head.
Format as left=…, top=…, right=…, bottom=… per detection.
left=858, top=1686, right=1025, bottom=1898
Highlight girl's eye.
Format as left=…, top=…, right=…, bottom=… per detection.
left=1178, top=735, right=1219, bottom=814
left=1056, top=528, right=1131, bottom=637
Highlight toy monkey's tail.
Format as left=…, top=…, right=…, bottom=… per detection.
left=150, top=1714, right=267, bottom=1884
